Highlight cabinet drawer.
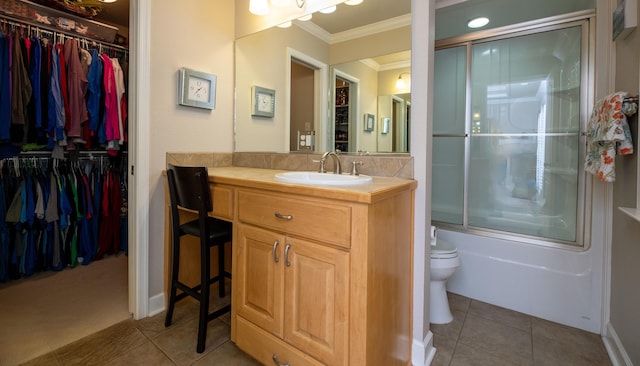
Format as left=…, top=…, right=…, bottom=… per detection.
left=236, top=316, right=324, bottom=366
left=238, top=190, right=352, bottom=248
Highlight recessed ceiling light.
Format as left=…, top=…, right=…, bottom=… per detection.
left=344, top=0, right=364, bottom=5
left=467, top=17, right=489, bottom=28
left=320, top=5, right=337, bottom=14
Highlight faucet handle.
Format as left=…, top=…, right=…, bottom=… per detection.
left=351, top=161, right=363, bottom=175
left=312, top=159, right=327, bottom=173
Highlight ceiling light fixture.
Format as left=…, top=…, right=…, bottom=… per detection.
left=467, top=17, right=489, bottom=28
left=277, top=21, right=293, bottom=28
left=344, top=0, right=364, bottom=5
left=249, top=0, right=306, bottom=15
left=395, top=72, right=411, bottom=89
left=98, top=0, right=117, bottom=2
left=319, top=5, right=337, bottom=14
left=298, top=13, right=313, bottom=21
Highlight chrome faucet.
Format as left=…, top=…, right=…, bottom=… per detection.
left=320, top=151, right=342, bottom=174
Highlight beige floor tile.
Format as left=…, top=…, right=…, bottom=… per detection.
left=53, top=319, right=149, bottom=366
left=468, top=300, right=532, bottom=332
left=102, top=341, right=175, bottom=366
left=431, top=309, right=466, bottom=341
left=532, top=318, right=612, bottom=366
left=431, top=334, right=457, bottom=366
left=19, top=351, right=62, bottom=366
left=191, top=341, right=262, bottom=366
left=137, top=299, right=200, bottom=339
left=448, top=292, right=471, bottom=313
left=451, top=342, right=523, bottom=366
left=153, top=317, right=230, bottom=366
left=458, top=313, right=533, bottom=365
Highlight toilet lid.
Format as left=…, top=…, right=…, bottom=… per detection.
left=431, top=238, right=458, bottom=258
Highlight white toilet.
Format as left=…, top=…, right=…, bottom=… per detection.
left=430, top=237, right=460, bottom=324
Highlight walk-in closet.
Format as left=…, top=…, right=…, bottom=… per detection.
left=0, top=0, right=131, bottom=364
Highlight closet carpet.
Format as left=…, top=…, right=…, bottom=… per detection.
left=0, top=254, right=129, bottom=366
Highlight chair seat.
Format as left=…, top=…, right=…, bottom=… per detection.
left=180, top=218, right=232, bottom=244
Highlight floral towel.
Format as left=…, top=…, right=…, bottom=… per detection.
left=585, top=92, right=634, bottom=182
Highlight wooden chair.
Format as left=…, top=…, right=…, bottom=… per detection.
left=164, top=164, right=232, bottom=353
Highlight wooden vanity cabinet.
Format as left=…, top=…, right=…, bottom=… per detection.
left=164, top=168, right=414, bottom=366
left=235, top=223, right=349, bottom=366
left=232, top=185, right=413, bottom=366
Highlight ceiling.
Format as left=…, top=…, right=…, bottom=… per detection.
left=90, top=0, right=595, bottom=40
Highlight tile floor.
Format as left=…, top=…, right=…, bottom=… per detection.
left=430, top=292, right=613, bottom=366
left=21, top=292, right=612, bottom=366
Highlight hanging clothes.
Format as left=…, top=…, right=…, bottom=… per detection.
left=0, top=155, right=127, bottom=282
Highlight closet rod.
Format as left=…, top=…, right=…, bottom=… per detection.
left=0, top=14, right=127, bottom=52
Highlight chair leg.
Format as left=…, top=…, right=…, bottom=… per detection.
left=165, top=237, right=181, bottom=327
left=218, top=243, right=225, bottom=298
left=197, top=239, right=211, bottom=354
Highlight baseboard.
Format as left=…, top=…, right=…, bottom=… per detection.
left=147, top=292, right=165, bottom=317
left=602, top=322, right=633, bottom=366
left=412, top=331, right=436, bottom=366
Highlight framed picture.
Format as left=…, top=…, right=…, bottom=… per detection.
left=381, top=117, right=391, bottom=134
left=364, top=113, right=375, bottom=132
left=252, top=86, right=276, bottom=118
left=178, top=68, right=217, bottom=110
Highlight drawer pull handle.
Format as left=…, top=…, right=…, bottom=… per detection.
left=272, top=354, right=290, bottom=366
left=274, top=212, right=293, bottom=220
left=272, top=240, right=280, bottom=263
left=284, top=244, right=292, bottom=267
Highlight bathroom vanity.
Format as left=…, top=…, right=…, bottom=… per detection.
left=164, top=167, right=416, bottom=365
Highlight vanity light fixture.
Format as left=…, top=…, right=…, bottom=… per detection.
left=319, top=5, right=337, bottom=14
left=277, top=21, right=293, bottom=28
left=298, top=13, right=312, bottom=21
left=98, top=0, right=117, bottom=2
left=249, top=0, right=306, bottom=15
left=344, top=0, right=364, bottom=5
left=467, top=16, right=489, bottom=28
left=395, top=72, right=411, bottom=89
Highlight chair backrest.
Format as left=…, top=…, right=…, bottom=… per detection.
left=166, top=165, right=213, bottom=214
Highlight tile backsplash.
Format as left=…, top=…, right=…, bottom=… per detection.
left=166, top=152, right=413, bottom=179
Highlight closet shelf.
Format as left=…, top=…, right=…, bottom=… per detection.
left=618, top=207, right=640, bottom=223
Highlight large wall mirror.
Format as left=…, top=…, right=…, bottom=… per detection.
left=234, top=0, right=411, bottom=154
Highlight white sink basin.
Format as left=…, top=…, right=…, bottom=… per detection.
left=274, top=171, right=373, bottom=186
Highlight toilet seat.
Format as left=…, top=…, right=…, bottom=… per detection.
left=431, top=239, right=458, bottom=259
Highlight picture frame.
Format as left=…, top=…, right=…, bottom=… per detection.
left=252, top=86, right=276, bottom=118
left=178, top=67, right=217, bottom=110
left=364, top=113, right=375, bottom=132
left=381, top=117, right=391, bottom=134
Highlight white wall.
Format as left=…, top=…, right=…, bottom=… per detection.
left=147, top=0, right=236, bottom=298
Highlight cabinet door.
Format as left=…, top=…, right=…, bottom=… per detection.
left=236, top=224, right=285, bottom=337
left=283, top=237, right=349, bottom=366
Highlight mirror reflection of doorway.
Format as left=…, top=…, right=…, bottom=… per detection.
left=333, top=72, right=358, bottom=153
left=290, top=60, right=315, bottom=152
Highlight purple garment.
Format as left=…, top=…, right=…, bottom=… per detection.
left=0, top=35, right=11, bottom=140
left=11, top=33, right=32, bottom=125
left=63, top=39, right=88, bottom=137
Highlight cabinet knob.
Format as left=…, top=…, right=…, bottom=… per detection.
left=272, top=354, right=290, bottom=366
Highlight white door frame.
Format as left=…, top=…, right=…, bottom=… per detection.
left=128, top=0, right=150, bottom=319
